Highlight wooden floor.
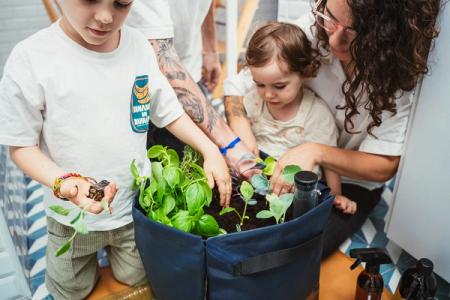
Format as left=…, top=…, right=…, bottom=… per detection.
left=86, top=250, right=392, bottom=299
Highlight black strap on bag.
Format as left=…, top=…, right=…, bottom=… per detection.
left=233, top=233, right=323, bottom=276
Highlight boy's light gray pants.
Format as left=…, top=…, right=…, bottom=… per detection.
left=45, top=217, right=146, bottom=300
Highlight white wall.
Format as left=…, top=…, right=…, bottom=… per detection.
left=387, top=1, right=450, bottom=282
left=0, top=0, right=50, bottom=77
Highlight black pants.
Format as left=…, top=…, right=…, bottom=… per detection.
left=147, top=82, right=209, bottom=156
left=322, top=183, right=383, bottom=258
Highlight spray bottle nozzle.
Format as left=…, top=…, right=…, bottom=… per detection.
left=350, top=248, right=392, bottom=274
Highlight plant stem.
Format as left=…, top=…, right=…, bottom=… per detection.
left=240, top=197, right=249, bottom=226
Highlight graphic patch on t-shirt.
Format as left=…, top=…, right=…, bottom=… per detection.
left=130, top=75, right=151, bottom=133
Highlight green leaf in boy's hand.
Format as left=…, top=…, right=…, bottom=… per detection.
left=49, top=205, right=71, bottom=216
left=55, top=240, right=72, bottom=257
left=73, top=219, right=88, bottom=235
left=282, top=165, right=302, bottom=184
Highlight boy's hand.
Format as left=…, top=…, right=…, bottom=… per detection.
left=334, top=195, right=357, bottom=215
left=59, top=178, right=117, bottom=214
left=203, top=153, right=232, bottom=207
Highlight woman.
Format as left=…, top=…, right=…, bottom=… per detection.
left=224, top=0, right=441, bottom=257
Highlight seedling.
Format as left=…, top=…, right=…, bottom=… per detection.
left=219, top=181, right=254, bottom=231
left=256, top=193, right=294, bottom=224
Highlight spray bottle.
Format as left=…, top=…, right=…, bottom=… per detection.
left=392, top=258, right=438, bottom=300
left=350, top=248, right=393, bottom=300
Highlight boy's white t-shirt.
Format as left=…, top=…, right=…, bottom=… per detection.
left=224, top=15, right=413, bottom=190
left=0, top=22, right=184, bottom=231
left=128, top=0, right=212, bottom=82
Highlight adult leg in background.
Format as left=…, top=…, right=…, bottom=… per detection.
left=321, top=184, right=383, bottom=258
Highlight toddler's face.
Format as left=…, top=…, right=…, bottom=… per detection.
left=250, top=59, right=304, bottom=110
left=59, top=0, right=133, bottom=52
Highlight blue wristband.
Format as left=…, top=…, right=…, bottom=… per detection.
left=219, top=137, right=241, bottom=155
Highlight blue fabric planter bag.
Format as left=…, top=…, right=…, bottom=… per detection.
left=133, top=184, right=333, bottom=300
left=132, top=201, right=206, bottom=300
left=206, top=185, right=333, bottom=300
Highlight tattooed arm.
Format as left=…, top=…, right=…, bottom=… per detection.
left=224, top=95, right=258, bottom=156
left=149, top=38, right=259, bottom=177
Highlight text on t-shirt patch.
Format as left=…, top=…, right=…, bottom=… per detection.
left=130, top=75, right=151, bottom=133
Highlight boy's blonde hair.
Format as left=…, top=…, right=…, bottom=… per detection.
left=246, top=22, right=320, bottom=78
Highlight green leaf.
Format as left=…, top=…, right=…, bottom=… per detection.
left=282, top=165, right=302, bottom=184
left=218, top=228, right=227, bottom=235
left=240, top=181, right=254, bottom=200
left=279, top=193, right=294, bottom=208
left=49, top=205, right=71, bottom=216
left=70, top=211, right=82, bottom=224
left=156, top=178, right=167, bottom=202
left=186, top=182, right=206, bottom=215
left=263, top=156, right=277, bottom=176
left=251, top=174, right=269, bottom=195
left=151, top=161, right=164, bottom=183
left=167, top=149, right=180, bottom=167
left=219, top=207, right=236, bottom=216
left=162, top=195, right=176, bottom=215
left=163, top=166, right=180, bottom=189
left=266, top=193, right=279, bottom=203
left=270, top=198, right=285, bottom=219
left=73, top=219, right=88, bottom=235
left=130, top=159, right=140, bottom=179
left=171, top=210, right=194, bottom=233
left=147, top=145, right=165, bottom=159
left=100, top=199, right=111, bottom=215
left=200, top=181, right=213, bottom=206
left=195, top=214, right=220, bottom=237
left=256, top=210, right=274, bottom=219
left=55, top=240, right=72, bottom=257
left=190, top=162, right=206, bottom=178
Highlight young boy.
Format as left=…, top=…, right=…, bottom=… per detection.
left=0, top=1, right=230, bottom=298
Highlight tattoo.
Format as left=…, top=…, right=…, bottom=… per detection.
left=205, top=101, right=218, bottom=133
left=225, top=96, right=247, bottom=121
left=173, top=87, right=204, bottom=124
left=151, top=38, right=218, bottom=133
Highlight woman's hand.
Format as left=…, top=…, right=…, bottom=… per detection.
left=203, top=152, right=232, bottom=207
left=270, top=143, right=322, bottom=195
left=59, top=178, right=117, bottom=214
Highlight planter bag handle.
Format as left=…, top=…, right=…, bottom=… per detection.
left=233, top=232, right=322, bottom=276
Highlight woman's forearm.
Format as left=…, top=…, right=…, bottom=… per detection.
left=9, top=146, right=64, bottom=188
left=317, top=144, right=400, bottom=182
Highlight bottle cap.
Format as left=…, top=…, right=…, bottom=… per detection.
left=294, top=171, right=318, bottom=191
left=418, top=258, right=434, bottom=276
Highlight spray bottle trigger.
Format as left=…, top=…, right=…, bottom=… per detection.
left=350, top=258, right=362, bottom=270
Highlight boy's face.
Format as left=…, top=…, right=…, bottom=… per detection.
left=59, top=0, right=133, bottom=52
left=250, top=59, right=304, bottom=111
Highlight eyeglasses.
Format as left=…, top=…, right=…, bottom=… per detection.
left=312, top=0, right=357, bottom=40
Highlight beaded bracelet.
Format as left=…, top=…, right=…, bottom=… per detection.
left=219, top=137, right=241, bottom=156
left=52, top=173, right=93, bottom=200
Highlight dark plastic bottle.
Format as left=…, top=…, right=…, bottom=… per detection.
left=393, top=258, right=438, bottom=300
left=293, top=171, right=319, bottom=217
left=350, top=248, right=392, bottom=300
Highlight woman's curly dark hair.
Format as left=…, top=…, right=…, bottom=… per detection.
left=246, top=22, right=321, bottom=78
left=315, top=0, right=441, bottom=135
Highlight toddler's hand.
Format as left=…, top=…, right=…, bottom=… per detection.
left=334, top=194, right=357, bottom=215
left=203, top=152, right=232, bottom=207
left=59, top=178, right=117, bottom=214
